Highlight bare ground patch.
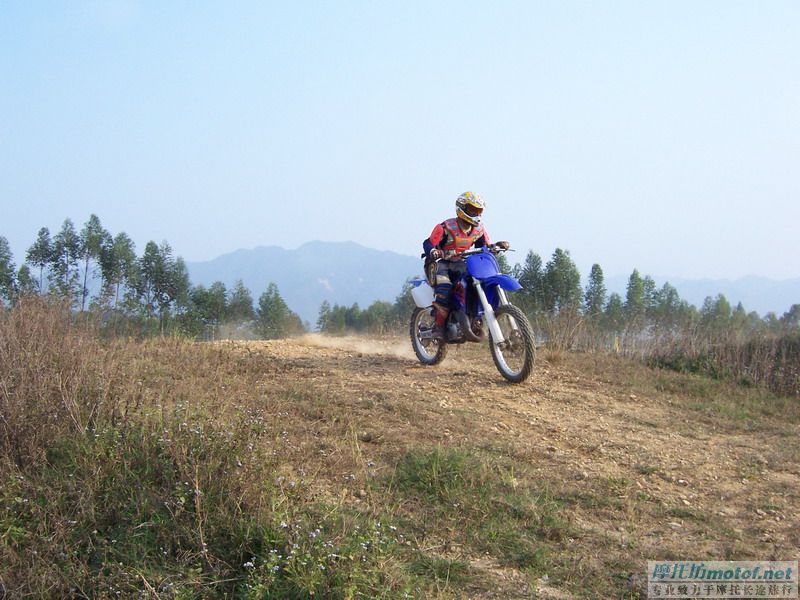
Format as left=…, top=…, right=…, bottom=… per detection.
left=213, top=335, right=799, bottom=597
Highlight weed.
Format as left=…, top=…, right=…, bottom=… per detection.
left=389, top=447, right=567, bottom=575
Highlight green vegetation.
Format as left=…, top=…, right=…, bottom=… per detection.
left=0, top=218, right=302, bottom=340
left=2, top=300, right=798, bottom=597
left=2, top=217, right=798, bottom=395
left=390, top=447, right=567, bottom=572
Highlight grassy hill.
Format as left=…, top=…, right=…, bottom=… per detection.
left=2, top=301, right=798, bottom=598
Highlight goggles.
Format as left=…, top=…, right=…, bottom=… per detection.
left=464, top=204, right=484, bottom=217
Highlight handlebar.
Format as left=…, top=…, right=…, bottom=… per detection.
left=441, top=244, right=513, bottom=261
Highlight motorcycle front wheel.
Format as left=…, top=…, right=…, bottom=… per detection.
left=410, top=307, right=448, bottom=365
left=489, top=304, right=535, bottom=383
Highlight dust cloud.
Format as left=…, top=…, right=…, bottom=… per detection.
left=298, top=334, right=415, bottom=360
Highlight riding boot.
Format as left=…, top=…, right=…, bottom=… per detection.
left=431, top=302, right=449, bottom=340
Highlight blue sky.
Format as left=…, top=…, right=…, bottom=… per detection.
left=2, top=1, right=798, bottom=280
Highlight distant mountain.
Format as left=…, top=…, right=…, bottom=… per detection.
left=605, top=274, right=800, bottom=317
left=186, top=241, right=423, bottom=325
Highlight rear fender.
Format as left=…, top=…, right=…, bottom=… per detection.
left=411, top=279, right=434, bottom=308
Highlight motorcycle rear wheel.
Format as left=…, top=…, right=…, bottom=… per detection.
left=489, top=304, right=535, bottom=383
left=410, top=307, right=448, bottom=365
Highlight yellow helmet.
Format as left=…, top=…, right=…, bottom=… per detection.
left=455, top=191, right=485, bottom=226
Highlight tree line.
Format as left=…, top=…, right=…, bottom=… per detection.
left=313, top=247, right=798, bottom=342
left=509, top=248, right=798, bottom=344
left=2, top=217, right=797, bottom=346
left=0, top=216, right=303, bottom=339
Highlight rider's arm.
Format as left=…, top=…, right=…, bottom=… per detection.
left=423, top=223, right=446, bottom=257
left=473, top=228, right=492, bottom=248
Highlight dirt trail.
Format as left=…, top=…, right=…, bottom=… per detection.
left=227, top=334, right=799, bottom=597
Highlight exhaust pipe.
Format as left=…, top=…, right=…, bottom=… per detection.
left=455, top=310, right=485, bottom=343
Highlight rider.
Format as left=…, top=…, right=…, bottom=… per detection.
left=423, top=191, right=509, bottom=339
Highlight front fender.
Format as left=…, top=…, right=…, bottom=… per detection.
left=483, top=274, right=522, bottom=292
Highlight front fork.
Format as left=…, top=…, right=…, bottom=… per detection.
left=472, top=277, right=509, bottom=344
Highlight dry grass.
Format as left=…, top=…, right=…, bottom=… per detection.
left=2, top=300, right=798, bottom=598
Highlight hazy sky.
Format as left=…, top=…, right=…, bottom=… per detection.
left=2, top=1, right=798, bottom=280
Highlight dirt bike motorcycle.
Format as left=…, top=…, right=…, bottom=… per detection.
left=409, top=245, right=535, bottom=383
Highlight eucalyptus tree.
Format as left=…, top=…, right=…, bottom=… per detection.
left=362, top=301, right=394, bottom=335
left=0, top=236, right=16, bottom=305
left=642, top=275, right=658, bottom=321
left=26, top=227, right=53, bottom=293
left=542, top=248, right=582, bottom=314
left=15, top=264, right=37, bottom=299
left=227, top=279, right=256, bottom=323
left=517, top=250, right=545, bottom=316
left=100, top=232, right=137, bottom=309
left=603, top=292, right=626, bottom=334
left=782, top=304, right=800, bottom=330
left=185, top=282, right=227, bottom=337
left=392, top=279, right=417, bottom=329
left=495, top=252, right=513, bottom=275
left=317, top=300, right=332, bottom=332
left=624, top=269, right=646, bottom=330
left=584, top=263, right=607, bottom=321
left=133, top=241, right=189, bottom=331
left=651, top=282, right=682, bottom=334
left=77, top=214, right=111, bottom=311
left=166, top=256, right=191, bottom=318
left=257, top=282, right=303, bottom=339
left=51, top=219, right=81, bottom=303
left=700, top=294, right=732, bottom=335
left=206, top=281, right=228, bottom=327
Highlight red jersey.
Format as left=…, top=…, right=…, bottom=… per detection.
left=427, top=218, right=491, bottom=259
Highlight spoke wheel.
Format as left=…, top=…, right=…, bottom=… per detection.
left=410, top=307, right=448, bottom=365
left=489, top=304, right=535, bottom=383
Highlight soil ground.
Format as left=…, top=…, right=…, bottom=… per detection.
left=218, top=334, right=800, bottom=598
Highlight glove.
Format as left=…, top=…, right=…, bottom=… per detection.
left=495, top=241, right=510, bottom=251
left=429, top=248, right=443, bottom=260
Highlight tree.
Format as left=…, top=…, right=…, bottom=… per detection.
left=166, top=256, right=191, bottom=319
left=318, top=303, right=350, bottom=334
left=624, top=269, right=646, bottom=329
left=517, top=251, right=544, bottom=315
left=26, top=227, right=53, bottom=293
left=51, top=219, right=81, bottom=302
left=392, top=279, right=417, bottom=328
left=100, top=232, right=137, bottom=309
left=603, top=292, right=626, bottom=334
left=583, top=263, right=606, bottom=321
left=15, top=264, right=37, bottom=299
left=730, top=302, right=750, bottom=335
left=206, top=281, right=228, bottom=326
left=542, top=248, right=581, bottom=314
left=782, top=304, right=800, bottom=330
left=700, top=294, right=732, bottom=334
left=134, top=241, right=163, bottom=316
left=495, top=252, right=513, bottom=275
left=642, top=275, right=657, bottom=320
left=362, top=301, right=394, bottom=334
left=763, top=312, right=782, bottom=334
left=132, top=241, right=189, bottom=331
left=344, top=303, right=362, bottom=330
left=78, top=214, right=110, bottom=311
left=651, top=282, right=682, bottom=333
left=184, top=282, right=227, bottom=338
left=317, top=300, right=332, bottom=332
left=257, top=282, right=303, bottom=339
left=227, top=279, right=256, bottom=323
left=0, top=236, right=16, bottom=304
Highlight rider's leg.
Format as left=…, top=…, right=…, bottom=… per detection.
left=432, top=262, right=453, bottom=338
